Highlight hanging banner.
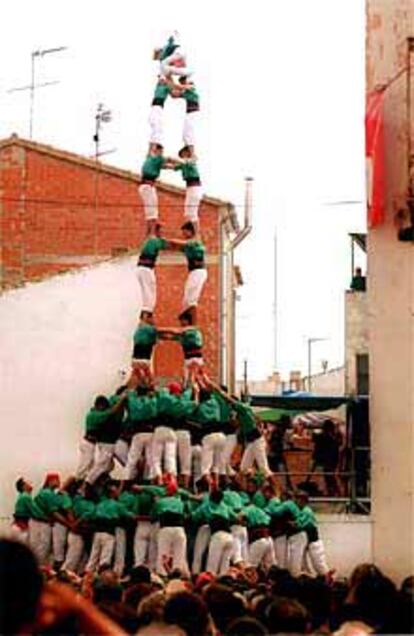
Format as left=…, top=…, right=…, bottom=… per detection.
left=365, top=90, right=385, bottom=227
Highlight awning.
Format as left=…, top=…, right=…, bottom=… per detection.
left=250, top=395, right=349, bottom=411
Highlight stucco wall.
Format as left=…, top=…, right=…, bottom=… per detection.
left=367, top=0, right=414, bottom=582
left=0, top=255, right=143, bottom=519
left=345, top=290, right=369, bottom=394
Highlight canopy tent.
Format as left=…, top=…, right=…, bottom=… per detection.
left=250, top=394, right=349, bottom=411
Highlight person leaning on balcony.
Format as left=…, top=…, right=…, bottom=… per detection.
left=350, top=267, right=366, bottom=291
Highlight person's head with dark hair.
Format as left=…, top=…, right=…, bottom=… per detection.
left=353, top=570, right=398, bottom=631
left=178, top=309, right=193, bottom=327
left=181, top=221, right=196, bottom=239
left=15, top=477, right=32, bottom=493
left=349, top=563, right=383, bottom=591
left=199, top=388, right=212, bottom=403
left=123, top=583, right=154, bottom=611
left=164, top=591, right=210, bottom=636
left=128, top=565, right=152, bottom=586
left=209, top=488, right=223, bottom=505
left=62, top=475, right=81, bottom=497
left=322, top=419, right=336, bottom=435
left=93, top=575, right=123, bottom=604
left=96, top=600, right=140, bottom=633
left=295, top=489, right=309, bottom=509
left=278, top=414, right=291, bottom=429
left=227, top=616, right=268, bottom=636
left=297, top=575, right=332, bottom=631
left=263, top=596, right=309, bottom=634
left=94, top=395, right=110, bottom=410
left=116, top=384, right=128, bottom=395
left=0, top=539, right=43, bottom=634
left=203, top=584, right=246, bottom=633
left=195, top=475, right=210, bottom=494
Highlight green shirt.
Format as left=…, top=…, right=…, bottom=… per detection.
left=252, top=491, right=267, bottom=510
left=153, top=495, right=185, bottom=518
left=223, top=490, right=243, bottom=513
left=139, top=237, right=168, bottom=262
left=133, top=323, right=158, bottom=348
left=14, top=492, right=33, bottom=519
left=194, top=396, right=221, bottom=424
left=233, top=401, right=258, bottom=438
left=178, top=327, right=203, bottom=355
left=31, top=487, right=60, bottom=521
left=119, top=491, right=138, bottom=514
left=278, top=500, right=301, bottom=522
left=153, top=81, right=170, bottom=104
left=215, top=393, right=233, bottom=424
left=182, top=240, right=205, bottom=264
left=135, top=491, right=154, bottom=516
left=242, top=504, right=270, bottom=528
left=72, top=495, right=96, bottom=521
left=174, top=161, right=200, bottom=183
left=95, top=498, right=133, bottom=523
left=182, top=86, right=199, bottom=105
left=127, top=392, right=158, bottom=422
left=55, top=491, right=72, bottom=513
left=265, top=497, right=282, bottom=517
left=160, top=36, right=178, bottom=61
left=85, top=408, right=112, bottom=437
left=141, top=155, right=165, bottom=181
left=297, top=505, right=317, bottom=531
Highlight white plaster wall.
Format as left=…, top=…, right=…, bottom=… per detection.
left=0, top=256, right=139, bottom=519
left=345, top=291, right=369, bottom=395
left=318, top=515, right=372, bottom=578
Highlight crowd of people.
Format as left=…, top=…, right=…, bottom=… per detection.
left=1, top=536, right=413, bottom=634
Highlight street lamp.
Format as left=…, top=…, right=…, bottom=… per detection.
left=307, top=337, right=327, bottom=392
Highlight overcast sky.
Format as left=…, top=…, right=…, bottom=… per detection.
left=0, top=0, right=366, bottom=380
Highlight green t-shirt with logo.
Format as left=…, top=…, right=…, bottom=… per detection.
left=72, top=495, right=96, bottom=521
left=174, top=161, right=200, bottom=182
left=153, top=82, right=170, bottom=104
left=182, top=240, right=205, bottom=264
left=31, top=487, right=60, bottom=521
left=133, top=324, right=158, bottom=348
left=242, top=504, right=270, bottom=528
left=14, top=492, right=34, bottom=519
left=140, top=237, right=168, bottom=261
left=179, top=327, right=203, bottom=354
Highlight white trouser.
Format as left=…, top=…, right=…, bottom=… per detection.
left=29, top=519, right=52, bottom=565
left=222, top=434, right=237, bottom=476
left=183, top=110, right=198, bottom=148
left=136, top=266, right=157, bottom=313
left=206, top=530, right=234, bottom=576
left=76, top=438, right=96, bottom=480
left=287, top=531, right=308, bottom=577
left=114, top=527, right=127, bottom=576
left=52, top=522, right=68, bottom=563
left=176, top=430, right=192, bottom=476
left=149, top=104, right=164, bottom=145
left=248, top=537, right=275, bottom=569
left=240, top=436, right=271, bottom=475
left=9, top=523, right=29, bottom=544
left=307, top=539, right=329, bottom=576
left=274, top=535, right=288, bottom=569
left=192, top=445, right=202, bottom=484
left=231, top=524, right=249, bottom=564
left=148, top=522, right=159, bottom=570
left=86, top=532, right=115, bottom=572
left=201, top=432, right=226, bottom=476
left=192, top=524, right=211, bottom=574
left=152, top=426, right=177, bottom=477
left=183, top=268, right=208, bottom=309
left=62, top=532, right=85, bottom=573
left=156, top=526, right=188, bottom=576
left=86, top=442, right=115, bottom=485
left=139, top=183, right=159, bottom=221
left=134, top=520, right=152, bottom=567
left=124, top=432, right=153, bottom=480
left=114, top=438, right=129, bottom=467
left=184, top=185, right=203, bottom=222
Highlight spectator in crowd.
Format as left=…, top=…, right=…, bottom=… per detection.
left=308, top=419, right=342, bottom=496
left=268, top=415, right=293, bottom=489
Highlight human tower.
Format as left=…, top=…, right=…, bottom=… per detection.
left=11, top=35, right=331, bottom=582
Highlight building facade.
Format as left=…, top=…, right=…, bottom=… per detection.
left=0, top=135, right=245, bottom=387
left=366, top=0, right=414, bottom=581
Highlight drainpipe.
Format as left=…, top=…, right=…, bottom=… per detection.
left=230, top=176, right=253, bottom=250
left=221, top=177, right=253, bottom=392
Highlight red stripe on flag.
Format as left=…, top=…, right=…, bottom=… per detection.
left=366, top=90, right=386, bottom=227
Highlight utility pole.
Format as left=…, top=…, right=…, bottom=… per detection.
left=273, top=229, right=278, bottom=371
left=307, top=337, right=326, bottom=392
left=8, top=46, right=67, bottom=138
left=92, top=103, right=112, bottom=255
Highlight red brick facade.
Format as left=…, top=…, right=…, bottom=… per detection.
left=0, top=136, right=234, bottom=382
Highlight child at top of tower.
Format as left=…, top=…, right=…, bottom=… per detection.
left=153, top=33, right=193, bottom=79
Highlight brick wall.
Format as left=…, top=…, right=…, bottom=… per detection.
left=0, top=139, right=225, bottom=381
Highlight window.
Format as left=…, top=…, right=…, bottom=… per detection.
left=356, top=354, right=369, bottom=395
